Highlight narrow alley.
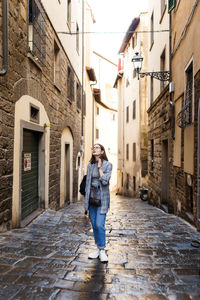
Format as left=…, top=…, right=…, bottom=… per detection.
left=0, top=194, right=200, bottom=300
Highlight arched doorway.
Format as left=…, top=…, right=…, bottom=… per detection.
left=60, top=127, right=73, bottom=207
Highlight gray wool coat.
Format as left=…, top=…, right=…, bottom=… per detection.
left=85, top=160, right=113, bottom=214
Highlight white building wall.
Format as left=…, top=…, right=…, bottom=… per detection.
left=116, top=13, right=149, bottom=196
left=92, top=52, right=118, bottom=191
left=42, top=0, right=83, bottom=81
left=148, top=0, right=170, bottom=106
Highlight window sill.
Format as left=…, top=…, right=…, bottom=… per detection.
left=27, top=53, right=42, bottom=71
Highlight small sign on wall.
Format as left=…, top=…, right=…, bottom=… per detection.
left=24, top=153, right=31, bottom=171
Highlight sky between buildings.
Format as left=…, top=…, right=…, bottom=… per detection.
left=88, top=0, right=148, bottom=63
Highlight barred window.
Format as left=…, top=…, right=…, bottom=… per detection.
left=150, top=139, right=154, bottom=172
left=54, top=41, right=60, bottom=87
left=28, top=0, right=46, bottom=65
left=76, top=82, right=81, bottom=109
left=184, top=62, right=193, bottom=124
left=67, top=66, right=74, bottom=101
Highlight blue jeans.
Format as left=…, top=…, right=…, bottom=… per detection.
left=89, top=205, right=106, bottom=250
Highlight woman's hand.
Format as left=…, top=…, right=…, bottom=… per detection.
left=97, top=157, right=102, bottom=168
left=98, top=158, right=103, bottom=177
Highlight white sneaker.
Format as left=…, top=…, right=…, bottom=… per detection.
left=88, top=248, right=100, bottom=259
left=99, top=250, right=108, bottom=263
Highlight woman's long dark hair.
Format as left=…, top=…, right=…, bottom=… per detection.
left=89, top=143, right=109, bottom=164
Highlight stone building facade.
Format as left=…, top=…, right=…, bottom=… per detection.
left=0, top=0, right=84, bottom=231
left=147, top=86, right=174, bottom=213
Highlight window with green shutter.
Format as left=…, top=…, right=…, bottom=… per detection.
left=168, top=0, right=176, bottom=13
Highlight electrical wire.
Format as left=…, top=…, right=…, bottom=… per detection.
left=57, top=29, right=169, bottom=35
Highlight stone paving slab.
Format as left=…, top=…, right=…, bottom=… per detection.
left=0, top=194, right=200, bottom=299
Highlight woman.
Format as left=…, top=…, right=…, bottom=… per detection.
left=85, top=143, right=112, bottom=263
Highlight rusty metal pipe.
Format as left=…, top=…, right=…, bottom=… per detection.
left=0, top=0, right=8, bottom=76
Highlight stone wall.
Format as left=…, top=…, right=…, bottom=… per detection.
left=0, top=0, right=82, bottom=231
left=147, top=85, right=175, bottom=212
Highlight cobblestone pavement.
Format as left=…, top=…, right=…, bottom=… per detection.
left=0, top=194, right=200, bottom=300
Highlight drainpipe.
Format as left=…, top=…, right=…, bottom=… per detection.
left=169, top=12, right=175, bottom=139
left=0, top=0, right=8, bottom=76
left=90, top=80, right=97, bottom=146
left=81, top=0, right=84, bottom=153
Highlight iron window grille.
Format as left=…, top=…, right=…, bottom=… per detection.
left=177, top=76, right=193, bottom=128
left=150, top=139, right=154, bottom=172
left=28, top=0, right=46, bottom=65
left=76, top=82, right=81, bottom=109
left=67, top=66, right=74, bottom=101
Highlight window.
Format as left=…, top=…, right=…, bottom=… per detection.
left=96, top=129, right=99, bottom=139
left=150, top=12, right=154, bottom=48
left=160, top=48, right=166, bottom=91
left=133, top=100, right=136, bottom=119
left=67, top=66, right=74, bottom=101
left=30, top=104, right=39, bottom=123
left=161, top=0, right=166, bottom=18
left=28, top=0, right=46, bottom=64
left=126, top=106, right=129, bottom=123
left=67, top=0, right=71, bottom=28
left=150, top=139, right=154, bottom=172
left=126, top=144, right=129, bottom=160
left=184, top=61, right=193, bottom=124
left=121, top=172, right=123, bottom=187
left=113, top=113, right=115, bottom=121
left=133, top=176, right=136, bottom=191
left=76, top=82, right=81, bottom=109
left=54, top=41, right=60, bottom=87
left=150, top=76, right=154, bottom=104
left=133, top=143, right=136, bottom=161
left=76, top=23, right=79, bottom=53
left=141, top=159, right=148, bottom=177
left=97, top=107, right=99, bottom=115
left=168, top=0, right=176, bottom=13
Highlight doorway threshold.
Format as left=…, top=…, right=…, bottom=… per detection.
left=20, top=209, right=44, bottom=228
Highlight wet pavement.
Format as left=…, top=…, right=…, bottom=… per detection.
left=0, top=194, right=200, bottom=300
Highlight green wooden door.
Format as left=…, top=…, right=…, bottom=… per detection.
left=21, top=129, right=39, bottom=220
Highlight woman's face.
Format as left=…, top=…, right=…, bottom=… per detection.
left=92, top=144, right=104, bottom=157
